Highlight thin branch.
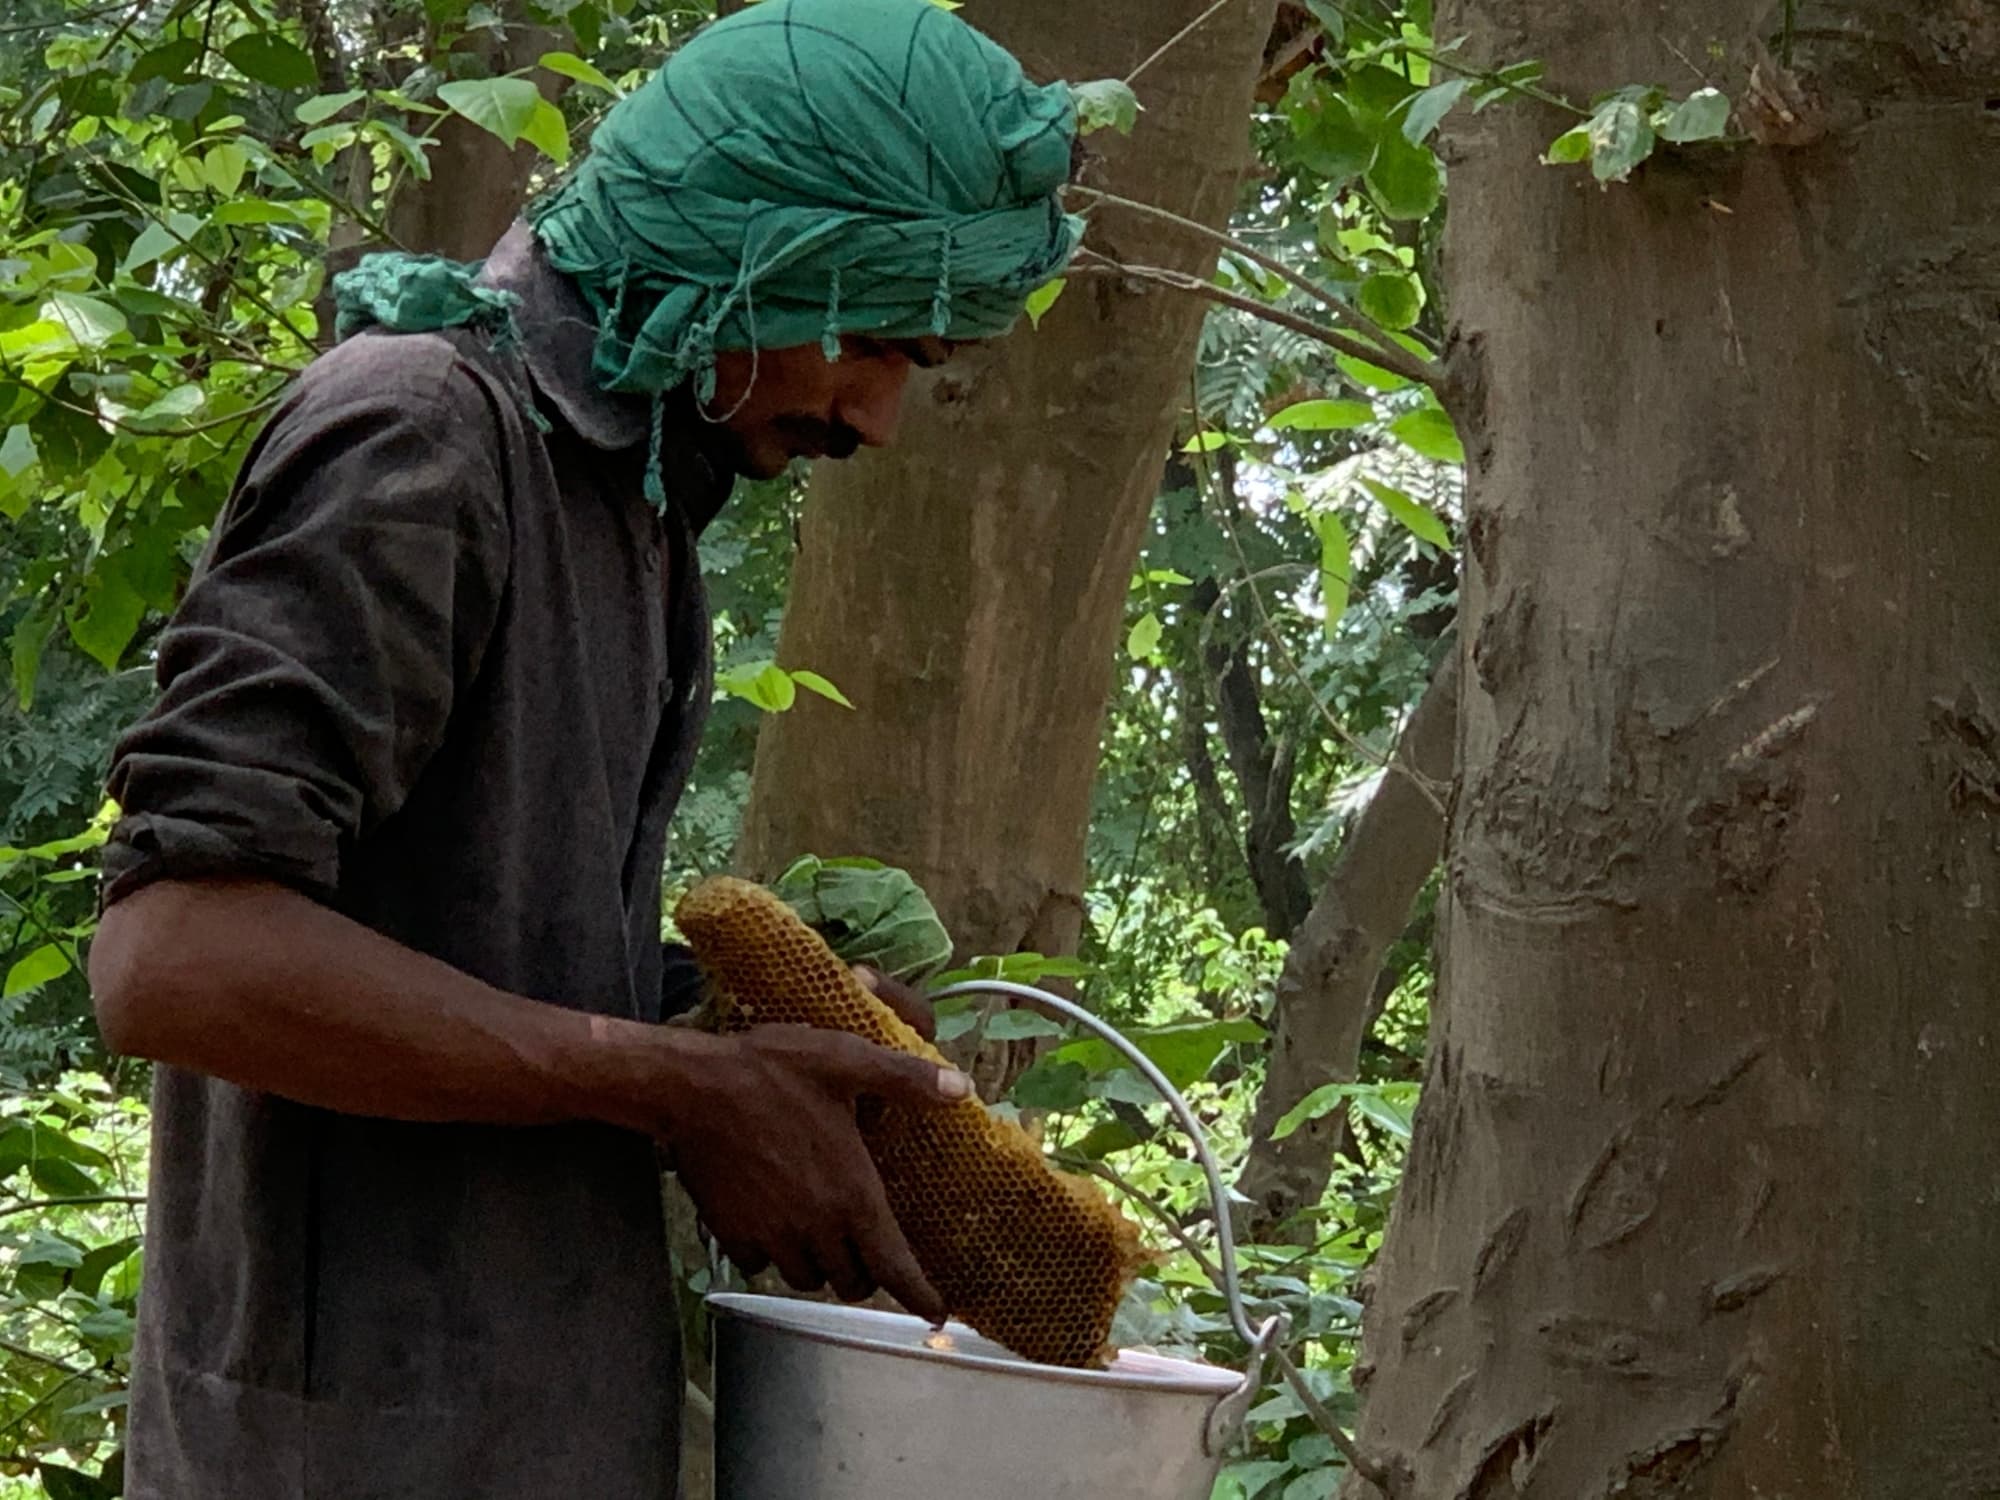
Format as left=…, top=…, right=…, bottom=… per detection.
left=0, top=1338, right=90, bottom=1380
left=1272, top=1343, right=1394, bottom=1494
left=1070, top=253, right=1444, bottom=397
left=0, top=1194, right=148, bottom=1224
left=1070, top=185, right=1441, bottom=364
left=1125, top=0, right=1239, bottom=86
left=1056, top=1154, right=1223, bottom=1285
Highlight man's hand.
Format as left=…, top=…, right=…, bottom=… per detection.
left=652, top=1024, right=966, bottom=1322
left=850, top=964, right=937, bottom=1043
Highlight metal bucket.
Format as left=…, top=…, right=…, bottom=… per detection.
left=706, top=980, right=1286, bottom=1500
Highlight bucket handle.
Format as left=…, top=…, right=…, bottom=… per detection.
left=929, top=979, right=1289, bottom=1456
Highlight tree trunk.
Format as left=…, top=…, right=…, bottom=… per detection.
left=1236, top=648, right=1456, bottom=1243
left=1345, top=6, right=2000, bottom=1496
left=734, top=0, right=1282, bottom=1077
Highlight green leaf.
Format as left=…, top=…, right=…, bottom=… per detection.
left=40, top=291, right=126, bottom=351
left=38, top=1462, right=115, bottom=1500
left=716, top=659, right=797, bottom=712
left=69, top=562, right=147, bottom=669
left=1474, top=59, right=1546, bottom=111
left=1315, top=512, right=1350, bottom=635
left=1269, top=398, right=1373, bottom=432
left=1365, top=130, right=1442, bottom=221
left=1399, top=77, right=1468, bottom=143
left=435, top=76, right=545, bottom=148
left=1070, top=78, right=1139, bottom=136
left=1220, top=1460, right=1295, bottom=1500
left=789, top=669, right=854, bottom=708
left=1336, top=352, right=1412, bottom=394
left=72, top=1236, right=142, bottom=1300
left=1283, top=1467, right=1343, bottom=1500
left=1360, top=476, right=1453, bottom=546
left=4, top=943, right=71, bottom=998
left=1126, top=609, right=1163, bottom=661
left=222, top=33, right=320, bottom=91
left=1542, top=124, right=1593, bottom=165
left=1357, top=271, right=1423, bottom=332
left=1387, top=408, right=1466, bottom=466
left=11, top=610, right=53, bottom=710
left=126, top=384, right=205, bottom=431
left=1660, top=87, right=1731, bottom=143
left=296, top=88, right=365, bottom=124
left=519, top=97, right=570, bottom=164
left=129, top=38, right=201, bottom=84
left=1055, top=1017, right=1263, bottom=1091
left=119, top=211, right=203, bottom=272
left=1023, top=277, right=1065, bottom=329
left=1182, top=430, right=1231, bottom=453
left=538, top=50, right=622, bottom=96
left=76, top=1304, right=136, bottom=1354
left=202, top=142, right=250, bottom=197
left=1010, top=1057, right=1090, bottom=1112
left=985, top=1009, right=1069, bottom=1042
left=211, top=200, right=309, bottom=226
left=0, top=424, right=36, bottom=480
left=1286, top=92, right=1375, bottom=183
left=1587, top=98, right=1655, bottom=182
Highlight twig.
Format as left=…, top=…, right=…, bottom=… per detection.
left=1056, top=1154, right=1223, bottom=1285
left=0, top=1194, right=148, bottom=1223
left=1070, top=185, right=1442, bottom=366
left=1125, top=0, right=1238, bottom=86
left=1071, top=254, right=1444, bottom=398
left=0, top=1338, right=90, bottom=1380
left=1272, top=1343, right=1393, bottom=1494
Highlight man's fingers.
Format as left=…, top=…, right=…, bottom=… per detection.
left=771, top=1240, right=826, bottom=1294
left=819, top=1237, right=879, bottom=1304
left=849, top=1177, right=947, bottom=1325
left=853, top=964, right=937, bottom=1043
left=720, top=1240, right=770, bottom=1279
left=814, top=1031, right=971, bottom=1108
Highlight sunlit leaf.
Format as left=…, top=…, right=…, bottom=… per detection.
left=1587, top=98, right=1654, bottom=182
left=1360, top=475, right=1453, bottom=546
left=1127, top=609, right=1163, bottom=661
left=986, top=1009, right=1069, bottom=1042
left=1542, top=124, right=1593, bottom=164
left=1387, top=408, right=1465, bottom=466
left=435, top=76, right=545, bottom=148
left=1070, top=78, right=1140, bottom=136
left=296, top=89, right=365, bottom=124
left=1182, top=430, right=1231, bottom=453
left=1357, top=271, right=1423, bottom=331
left=519, top=98, right=570, bottom=164
left=1024, top=277, right=1065, bottom=329
left=1269, top=398, right=1373, bottom=431
left=1659, top=87, right=1731, bottom=143
left=1316, top=511, right=1350, bottom=634
left=538, top=51, right=622, bottom=96
left=1366, top=130, right=1442, bottom=221
left=202, top=142, right=250, bottom=197
left=790, top=669, right=853, bottom=708
left=4, top=942, right=72, bottom=998
left=40, top=292, right=126, bottom=351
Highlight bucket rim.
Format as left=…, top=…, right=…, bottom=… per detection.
left=705, top=1292, right=1245, bottom=1396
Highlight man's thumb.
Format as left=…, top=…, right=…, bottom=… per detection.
left=841, top=1038, right=974, bottom=1107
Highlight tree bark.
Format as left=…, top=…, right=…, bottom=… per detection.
left=1345, top=6, right=2000, bottom=1496
left=734, top=0, right=1282, bottom=1076
left=1237, top=648, right=1456, bottom=1242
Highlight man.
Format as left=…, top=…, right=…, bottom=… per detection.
left=86, top=1, right=1084, bottom=1494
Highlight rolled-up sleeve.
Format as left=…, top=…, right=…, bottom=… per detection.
left=101, top=336, right=513, bottom=909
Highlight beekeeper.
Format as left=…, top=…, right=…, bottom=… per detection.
left=88, top=0, right=1083, bottom=1492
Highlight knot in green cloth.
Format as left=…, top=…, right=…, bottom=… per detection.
left=331, top=255, right=522, bottom=347
left=525, top=0, right=1084, bottom=398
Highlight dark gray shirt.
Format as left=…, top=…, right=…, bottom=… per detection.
left=101, top=223, right=730, bottom=1499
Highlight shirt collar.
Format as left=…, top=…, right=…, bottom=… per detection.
left=477, top=220, right=650, bottom=452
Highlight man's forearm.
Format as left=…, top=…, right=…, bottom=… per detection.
left=90, top=877, right=690, bottom=1130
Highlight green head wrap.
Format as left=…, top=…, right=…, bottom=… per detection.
left=333, top=0, right=1083, bottom=505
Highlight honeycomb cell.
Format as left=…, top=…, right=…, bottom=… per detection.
left=674, top=875, right=1148, bottom=1368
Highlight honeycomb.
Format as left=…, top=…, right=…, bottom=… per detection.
left=674, top=874, right=1148, bottom=1368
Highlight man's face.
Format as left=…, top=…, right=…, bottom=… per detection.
left=706, top=334, right=956, bottom=479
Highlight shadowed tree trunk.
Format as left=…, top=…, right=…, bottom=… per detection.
left=734, top=0, right=1283, bottom=1091
left=1344, top=5, right=2000, bottom=1495
left=1236, top=648, right=1456, bottom=1242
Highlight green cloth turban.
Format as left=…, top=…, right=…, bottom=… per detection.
left=527, top=0, right=1085, bottom=400
left=333, top=0, right=1083, bottom=505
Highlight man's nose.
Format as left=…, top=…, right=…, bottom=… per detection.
left=835, top=364, right=914, bottom=449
